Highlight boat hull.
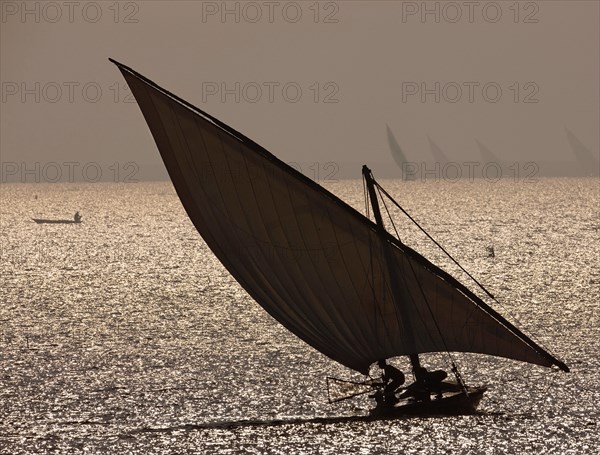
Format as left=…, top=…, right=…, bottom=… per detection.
left=32, top=219, right=81, bottom=224
left=370, top=385, right=487, bottom=417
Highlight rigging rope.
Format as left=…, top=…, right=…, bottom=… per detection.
left=375, top=182, right=467, bottom=392
left=374, top=181, right=497, bottom=301
left=373, top=178, right=558, bottom=368
left=375, top=184, right=402, bottom=243
left=363, top=174, right=386, bottom=355
left=363, top=171, right=467, bottom=390
left=362, top=175, right=370, bottom=219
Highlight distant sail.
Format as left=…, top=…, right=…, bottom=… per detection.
left=111, top=59, right=567, bottom=374
left=427, top=135, right=449, bottom=165
left=565, top=128, right=600, bottom=176
left=475, top=139, right=500, bottom=164
left=386, top=125, right=410, bottom=175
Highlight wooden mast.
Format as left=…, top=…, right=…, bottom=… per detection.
left=362, top=165, right=422, bottom=375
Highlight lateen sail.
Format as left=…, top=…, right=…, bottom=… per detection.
left=111, top=59, right=568, bottom=375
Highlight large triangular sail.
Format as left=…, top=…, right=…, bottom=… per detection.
left=111, top=59, right=568, bottom=375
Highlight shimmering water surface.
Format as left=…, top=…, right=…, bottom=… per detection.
left=1, top=178, right=598, bottom=454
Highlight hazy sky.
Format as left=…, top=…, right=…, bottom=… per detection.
left=1, top=1, right=598, bottom=180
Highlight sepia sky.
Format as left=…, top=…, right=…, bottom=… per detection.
left=1, top=1, right=598, bottom=180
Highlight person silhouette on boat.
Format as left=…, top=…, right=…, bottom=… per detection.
left=74, top=212, right=82, bottom=223
left=414, top=366, right=448, bottom=401
left=377, top=359, right=405, bottom=404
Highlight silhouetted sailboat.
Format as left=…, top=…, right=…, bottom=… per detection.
left=475, top=138, right=501, bottom=164
left=476, top=134, right=600, bottom=178
left=111, top=59, right=568, bottom=416
left=427, top=135, right=450, bottom=165
left=33, top=212, right=82, bottom=224
left=386, top=125, right=415, bottom=180
left=565, top=128, right=600, bottom=177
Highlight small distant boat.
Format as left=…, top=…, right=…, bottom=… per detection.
left=32, top=218, right=82, bottom=224
left=33, top=212, right=82, bottom=224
